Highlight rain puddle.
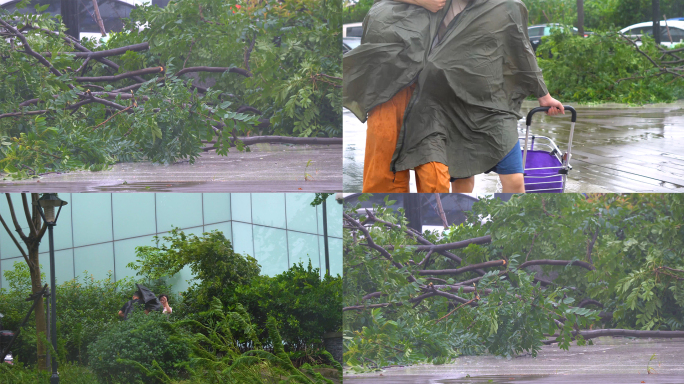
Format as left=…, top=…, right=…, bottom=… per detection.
left=345, top=374, right=684, bottom=384
left=343, top=101, right=684, bottom=192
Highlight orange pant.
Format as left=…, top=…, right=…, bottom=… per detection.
left=362, top=84, right=450, bottom=193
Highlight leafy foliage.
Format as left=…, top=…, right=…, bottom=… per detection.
left=0, top=0, right=341, bottom=179
left=0, top=262, right=171, bottom=367
left=129, top=297, right=340, bottom=384
left=537, top=29, right=684, bottom=104
left=343, top=194, right=684, bottom=370
left=128, top=229, right=342, bottom=352
left=233, top=261, right=343, bottom=351
left=87, top=311, right=190, bottom=384
left=0, top=362, right=100, bottom=384
left=128, top=228, right=261, bottom=312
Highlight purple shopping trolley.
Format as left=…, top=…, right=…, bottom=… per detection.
left=520, top=105, right=577, bottom=193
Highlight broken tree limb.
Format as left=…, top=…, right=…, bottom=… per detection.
left=419, top=260, right=507, bottom=276
left=0, top=19, right=71, bottom=87
left=75, top=67, right=165, bottom=82
left=175, top=66, right=251, bottom=78
left=201, top=136, right=341, bottom=150
left=343, top=213, right=414, bottom=277
left=543, top=329, right=684, bottom=344
left=27, top=25, right=145, bottom=80
left=517, top=259, right=596, bottom=271
left=360, top=209, right=482, bottom=271
left=91, top=0, right=107, bottom=36
left=42, top=43, right=149, bottom=59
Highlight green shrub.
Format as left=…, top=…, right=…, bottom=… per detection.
left=0, top=362, right=101, bottom=384
left=87, top=311, right=189, bottom=384
left=0, top=262, right=171, bottom=367
left=232, top=261, right=343, bottom=352
left=129, top=229, right=261, bottom=314
left=537, top=29, right=684, bottom=104
left=129, top=229, right=342, bottom=353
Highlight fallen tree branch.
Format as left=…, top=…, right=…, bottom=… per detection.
left=543, top=329, right=684, bottom=344
left=419, top=260, right=506, bottom=276
left=201, top=136, right=341, bottom=151
left=0, top=19, right=72, bottom=88
left=435, top=298, right=477, bottom=323
left=75, top=66, right=165, bottom=82
left=42, top=42, right=149, bottom=59
left=175, top=66, right=251, bottom=78
left=517, top=259, right=595, bottom=271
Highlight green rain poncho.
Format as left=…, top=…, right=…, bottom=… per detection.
left=343, top=0, right=548, bottom=179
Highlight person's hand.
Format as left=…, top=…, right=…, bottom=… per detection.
left=537, top=93, right=564, bottom=116
left=415, top=0, right=446, bottom=13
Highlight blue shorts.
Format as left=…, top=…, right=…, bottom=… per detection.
left=451, top=141, right=523, bottom=181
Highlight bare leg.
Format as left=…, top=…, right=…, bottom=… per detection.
left=451, top=176, right=475, bottom=193
left=499, top=173, right=525, bottom=193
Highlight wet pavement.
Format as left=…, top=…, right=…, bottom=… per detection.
left=0, top=143, right=342, bottom=192
left=344, top=337, right=684, bottom=383
left=344, top=101, right=684, bottom=193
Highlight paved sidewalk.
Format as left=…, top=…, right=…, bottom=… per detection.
left=345, top=337, right=684, bottom=383
left=0, top=143, right=342, bottom=192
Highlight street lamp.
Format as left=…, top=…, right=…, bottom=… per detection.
left=34, top=194, right=68, bottom=384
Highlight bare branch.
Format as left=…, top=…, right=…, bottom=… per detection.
left=175, top=66, right=251, bottom=78
left=419, top=260, right=506, bottom=276
left=5, top=194, right=28, bottom=241
left=0, top=213, right=31, bottom=267
left=21, top=193, right=37, bottom=236
left=543, top=329, right=684, bottom=345
left=75, top=67, right=165, bottom=82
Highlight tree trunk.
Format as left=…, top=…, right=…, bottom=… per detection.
left=28, top=243, right=47, bottom=370
left=576, top=0, right=584, bottom=36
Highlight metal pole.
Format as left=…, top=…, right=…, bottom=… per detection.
left=404, top=195, right=422, bottom=233
left=322, top=199, right=330, bottom=276
left=653, top=0, right=661, bottom=45
left=48, top=224, right=59, bottom=384
left=45, top=293, right=50, bottom=371
left=60, top=0, right=79, bottom=40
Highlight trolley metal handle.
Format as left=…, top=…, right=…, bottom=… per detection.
left=522, top=105, right=577, bottom=173
left=525, top=105, right=577, bottom=126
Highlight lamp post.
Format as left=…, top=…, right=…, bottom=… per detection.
left=34, top=194, right=68, bottom=384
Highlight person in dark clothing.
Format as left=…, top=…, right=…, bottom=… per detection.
left=118, top=293, right=142, bottom=319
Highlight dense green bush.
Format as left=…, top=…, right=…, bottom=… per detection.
left=343, top=0, right=374, bottom=24
left=129, top=229, right=342, bottom=353
left=0, top=262, right=170, bottom=366
left=232, top=261, right=343, bottom=352
left=129, top=229, right=261, bottom=313
left=87, top=311, right=189, bottom=384
left=537, top=29, right=684, bottom=104
left=0, top=362, right=101, bottom=384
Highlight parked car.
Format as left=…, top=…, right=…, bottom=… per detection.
left=342, top=23, right=362, bottom=54
left=528, top=23, right=590, bottom=51
left=343, top=22, right=363, bottom=38
left=343, top=36, right=361, bottom=53
left=620, top=21, right=684, bottom=47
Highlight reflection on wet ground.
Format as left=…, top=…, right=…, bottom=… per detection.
left=0, top=143, right=343, bottom=192
left=344, top=101, right=684, bottom=192
left=348, top=374, right=684, bottom=384
left=344, top=338, right=684, bottom=383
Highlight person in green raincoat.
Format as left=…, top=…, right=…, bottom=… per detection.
left=344, top=0, right=565, bottom=192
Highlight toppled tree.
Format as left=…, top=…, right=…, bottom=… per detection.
left=0, top=0, right=341, bottom=179
left=343, top=194, right=684, bottom=370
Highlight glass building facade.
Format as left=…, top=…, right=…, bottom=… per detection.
left=0, top=193, right=342, bottom=292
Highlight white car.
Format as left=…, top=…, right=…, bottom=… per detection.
left=620, top=20, right=684, bottom=47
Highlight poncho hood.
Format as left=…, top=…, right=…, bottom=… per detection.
left=344, top=0, right=548, bottom=179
